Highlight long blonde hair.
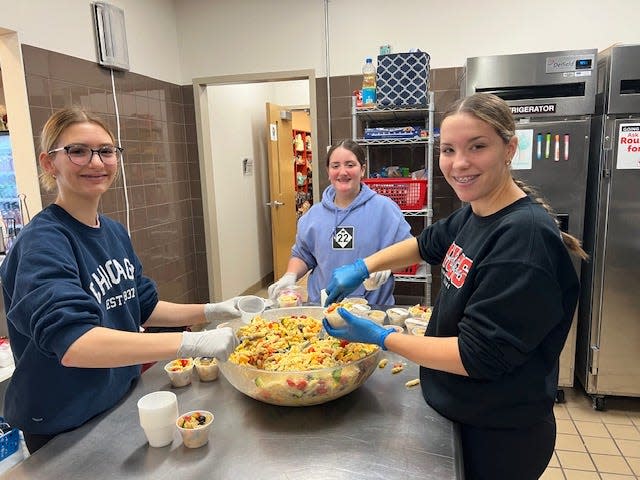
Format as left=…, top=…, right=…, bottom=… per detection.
left=39, top=107, right=116, bottom=192
left=443, top=93, right=588, bottom=260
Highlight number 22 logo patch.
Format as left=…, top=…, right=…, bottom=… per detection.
left=333, top=227, right=354, bottom=250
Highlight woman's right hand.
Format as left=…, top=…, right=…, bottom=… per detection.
left=324, top=259, right=370, bottom=305
left=178, top=328, right=238, bottom=361
left=323, top=307, right=393, bottom=350
left=267, top=272, right=297, bottom=300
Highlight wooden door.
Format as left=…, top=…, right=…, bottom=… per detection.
left=266, top=103, right=297, bottom=279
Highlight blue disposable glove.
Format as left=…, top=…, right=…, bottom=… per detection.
left=323, top=307, right=394, bottom=350
left=324, top=259, right=370, bottom=306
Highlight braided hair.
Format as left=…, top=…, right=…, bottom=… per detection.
left=443, top=93, right=588, bottom=260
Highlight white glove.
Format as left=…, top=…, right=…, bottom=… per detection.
left=204, top=297, right=242, bottom=322
left=178, top=328, right=238, bottom=361
left=363, top=270, right=392, bottom=290
left=267, top=272, right=297, bottom=300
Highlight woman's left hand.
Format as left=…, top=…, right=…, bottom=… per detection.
left=323, top=307, right=393, bottom=350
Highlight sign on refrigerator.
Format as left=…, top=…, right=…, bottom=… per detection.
left=617, top=123, right=640, bottom=169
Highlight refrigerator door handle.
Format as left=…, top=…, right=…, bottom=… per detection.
left=589, top=146, right=613, bottom=370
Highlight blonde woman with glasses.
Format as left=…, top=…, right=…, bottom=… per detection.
left=0, top=107, right=243, bottom=453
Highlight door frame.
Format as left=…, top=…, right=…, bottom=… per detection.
left=0, top=28, right=43, bottom=220
left=191, top=70, right=318, bottom=301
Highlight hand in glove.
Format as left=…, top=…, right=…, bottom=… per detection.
left=363, top=270, right=392, bottom=291
left=324, top=259, right=369, bottom=306
left=322, top=307, right=393, bottom=350
left=178, top=328, right=238, bottom=361
left=267, top=272, right=297, bottom=300
left=204, top=297, right=242, bottom=322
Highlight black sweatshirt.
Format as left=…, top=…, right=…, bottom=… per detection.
left=417, top=196, right=579, bottom=428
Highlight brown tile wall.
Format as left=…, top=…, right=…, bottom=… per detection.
left=314, top=67, right=465, bottom=304
left=22, top=45, right=208, bottom=303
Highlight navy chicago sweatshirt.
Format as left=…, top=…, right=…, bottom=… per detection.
left=0, top=205, right=158, bottom=435
left=417, top=196, right=579, bottom=428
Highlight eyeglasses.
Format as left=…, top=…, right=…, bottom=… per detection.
left=48, top=144, right=124, bottom=166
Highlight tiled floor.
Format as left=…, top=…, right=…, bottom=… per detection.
left=257, top=283, right=640, bottom=479
left=543, top=387, right=640, bottom=479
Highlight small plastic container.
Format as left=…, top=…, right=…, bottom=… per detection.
left=194, top=357, right=219, bottom=382
left=276, top=286, right=303, bottom=308
left=238, top=295, right=266, bottom=324
left=410, top=325, right=427, bottom=336
left=176, top=410, right=214, bottom=448
left=324, top=303, right=371, bottom=329
left=386, top=307, right=410, bottom=327
left=408, top=304, right=432, bottom=322
left=404, top=317, right=429, bottom=333
left=164, top=358, right=194, bottom=387
left=344, top=297, right=368, bottom=305
left=367, top=310, right=387, bottom=325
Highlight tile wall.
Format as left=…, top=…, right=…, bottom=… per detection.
left=314, top=67, right=465, bottom=303
left=21, top=45, right=208, bottom=303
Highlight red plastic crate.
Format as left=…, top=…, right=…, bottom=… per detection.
left=393, top=264, right=418, bottom=276
left=363, top=178, right=427, bottom=210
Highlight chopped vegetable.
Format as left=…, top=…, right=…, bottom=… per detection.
left=405, top=378, right=420, bottom=388
left=378, top=358, right=388, bottom=369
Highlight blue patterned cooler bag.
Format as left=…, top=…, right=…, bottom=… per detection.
left=376, top=51, right=430, bottom=107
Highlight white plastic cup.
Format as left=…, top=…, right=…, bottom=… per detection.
left=320, top=289, right=328, bottom=307
left=143, top=424, right=176, bottom=448
left=237, top=295, right=265, bottom=324
left=137, top=391, right=178, bottom=447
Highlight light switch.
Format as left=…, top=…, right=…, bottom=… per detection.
left=242, top=157, right=253, bottom=176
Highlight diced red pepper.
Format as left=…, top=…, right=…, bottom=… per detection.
left=340, top=340, right=349, bottom=348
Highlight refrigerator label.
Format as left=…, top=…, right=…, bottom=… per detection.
left=617, top=124, right=640, bottom=169
left=511, top=104, right=556, bottom=115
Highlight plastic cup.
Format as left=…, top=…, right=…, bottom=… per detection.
left=164, top=358, right=194, bottom=387
left=386, top=307, right=410, bottom=327
left=194, top=357, right=219, bottom=382
left=237, top=295, right=265, bottom=324
left=367, top=310, right=387, bottom=325
left=320, top=289, right=328, bottom=307
left=137, top=391, right=178, bottom=447
left=143, top=424, right=176, bottom=448
left=176, top=410, right=214, bottom=448
left=276, top=286, right=303, bottom=308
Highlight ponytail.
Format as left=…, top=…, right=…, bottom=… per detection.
left=514, top=180, right=588, bottom=260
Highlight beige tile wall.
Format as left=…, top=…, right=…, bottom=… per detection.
left=22, top=45, right=207, bottom=303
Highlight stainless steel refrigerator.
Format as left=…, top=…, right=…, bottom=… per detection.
left=464, top=49, right=598, bottom=398
left=577, top=44, right=640, bottom=410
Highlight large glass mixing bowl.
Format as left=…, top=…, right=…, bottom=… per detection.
left=217, top=306, right=381, bottom=407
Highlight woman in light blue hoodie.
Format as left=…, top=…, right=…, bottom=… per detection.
left=268, top=139, right=412, bottom=305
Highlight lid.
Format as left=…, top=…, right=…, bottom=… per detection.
left=365, top=57, right=372, bottom=63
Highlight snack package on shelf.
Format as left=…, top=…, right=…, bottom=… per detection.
left=363, top=126, right=426, bottom=140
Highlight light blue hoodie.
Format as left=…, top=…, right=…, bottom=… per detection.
left=291, top=183, right=412, bottom=304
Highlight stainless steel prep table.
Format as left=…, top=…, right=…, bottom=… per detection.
left=2, top=351, right=462, bottom=479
